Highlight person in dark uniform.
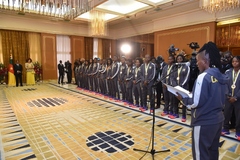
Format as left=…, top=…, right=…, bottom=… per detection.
left=98, top=59, right=107, bottom=95
left=65, top=60, right=72, bottom=84
left=88, top=58, right=93, bottom=90
left=133, top=57, right=143, bottom=107
left=189, top=52, right=199, bottom=92
left=154, top=56, right=166, bottom=109
left=125, top=59, right=134, bottom=104
left=222, top=56, right=240, bottom=140
left=110, top=55, right=120, bottom=99
left=176, top=42, right=227, bottom=160
left=58, top=60, right=65, bottom=84
left=170, top=54, right=190, bottom=122
left=221, top=51, right=233, bottom=72
left=79, top=58, right=85, bottom=88
left=13, top=60, right=23, bottom=87
left=139, top=54, right=155, bottom=112
left=83, top=60, right=90, bottom=90
left=161, top=55, right=175, bottom=116
left=91, top=57, right=100, bottom=92
left=221, top=51, right=235, bottom=129
left=106, top=58, right=113, bottom=96
left=119, top=56, right=127, bottom=101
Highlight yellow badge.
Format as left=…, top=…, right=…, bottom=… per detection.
left=211, top=76, right=218, bottom=83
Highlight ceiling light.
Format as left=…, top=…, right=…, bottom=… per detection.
left=0, top=0, right=91, bottom=19
left=90, top=9, right=107, bottom=36
left=217, top=18, right=240, bottom=25
left=199, top=0, right=240, bottom=13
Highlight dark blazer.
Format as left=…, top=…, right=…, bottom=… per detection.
left=13, top=63, right=23, bottom=75
left=58, top=63, right=65, bottom=74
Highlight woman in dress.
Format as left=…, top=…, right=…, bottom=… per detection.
left=25, top=58, right=35, bottom=85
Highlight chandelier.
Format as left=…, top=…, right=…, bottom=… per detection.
left=199, top=0, right=240, bottom=13
left=0, top=0, right=91, bottom=19
left=90, top=9, right=107, bottom=36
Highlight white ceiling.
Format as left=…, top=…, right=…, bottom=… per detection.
left=75, top=0, right=196, bottom=25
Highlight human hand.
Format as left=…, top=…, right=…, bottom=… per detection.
left=176, top=92, right=183, bottom=101
left=228, top=97, right=237, bottom=103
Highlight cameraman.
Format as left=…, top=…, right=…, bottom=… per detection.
left=189, top=52, right=199, bottom=92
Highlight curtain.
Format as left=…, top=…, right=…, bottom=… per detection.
left=97, top=38, right=103, bottom=59
left=93, top=38, right=99, bottom=58
left=0, top=33, right=3, bottom=63
left=1, top=30, right=29, bottom=83
left=28, top=32, right=41, bottom=63
left=56, top=35, right=71, bottom=81
left=102, top=39, right=111, bottom=59
left=84, top=37, right=93, bottom=60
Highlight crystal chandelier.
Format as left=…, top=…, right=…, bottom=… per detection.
left=90, top=9, right=107, bottom=36
left=199, top=0, right=240, bottom=13
left=0, top=0, right=91, bottom=19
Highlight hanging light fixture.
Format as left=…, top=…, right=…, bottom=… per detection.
left=90, top=9, right=107, bottom=36
left=199, top=0, right=240, bottom=13
left=0, top=0, right=91, bottom=19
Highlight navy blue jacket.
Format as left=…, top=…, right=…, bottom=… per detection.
left=182, top=68, right=227, bottom=126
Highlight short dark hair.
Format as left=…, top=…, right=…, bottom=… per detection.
left=135, top=57, right=143, bottom=65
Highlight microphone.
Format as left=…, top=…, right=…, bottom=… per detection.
left=174, top=62, right=190, bottom=66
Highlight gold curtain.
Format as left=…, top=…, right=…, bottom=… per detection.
left=84, top=37, right=93, bottom=60
left=102, top=39, right=111, bottom=59
left=28, top=32, right=41, bottom=63
left=98, top=38, right=103, bottom=59
left=0, top=33, right=3, bottom=63
left=1, top=30, right=30, bottom=83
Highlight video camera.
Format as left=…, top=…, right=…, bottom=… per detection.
left=188, top=42, right=200, bottom=50
left=168, top=44, right=179, bottom=56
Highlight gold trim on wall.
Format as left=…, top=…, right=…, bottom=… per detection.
left=156, top=27, right=210, bottom=42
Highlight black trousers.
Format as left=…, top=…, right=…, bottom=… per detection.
left=119, top=81, right=126, bottom=100
left=192, top=122, right=222, bottom=160
left=58, top=73, right=64, bottom=84
left=15, top=74, right=22, bottom=86
left=142, top=83, right=154, bottom=109
left=133, top=83, right=142, bottom=106
left=223, top=101, right=240, bottom=133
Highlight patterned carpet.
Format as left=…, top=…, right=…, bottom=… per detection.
left=0, top=83, right=239, bottom=160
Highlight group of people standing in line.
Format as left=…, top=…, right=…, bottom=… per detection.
left=58, top=41, right=239, bottom=160
left=14, top=58, right=36, bottom=87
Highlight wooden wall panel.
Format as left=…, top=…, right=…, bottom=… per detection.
left=110, top=40, right=117, bottom=58
left=70, top=36, right=85, bottom=62
left=154, top=22, right=216, bottom=61
left=41, top=33, right=57, bottom=80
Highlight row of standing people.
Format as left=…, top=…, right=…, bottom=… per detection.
left=74, top=55, right=156, bottom=113
left=72, top=54, right=193, bottom=123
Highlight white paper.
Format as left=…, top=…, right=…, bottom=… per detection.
left=164, top=83, right=192, bottom=98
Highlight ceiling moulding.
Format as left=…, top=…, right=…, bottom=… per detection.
left=0, top=14, right=89, bottom=37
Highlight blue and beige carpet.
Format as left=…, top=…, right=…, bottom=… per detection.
left=0, top=83, right=239, bottom=160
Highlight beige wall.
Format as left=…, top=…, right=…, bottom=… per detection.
left=154, top=22, right=216, bottom=61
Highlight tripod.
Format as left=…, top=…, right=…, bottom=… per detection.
left=133, top=65, right=183, bottom=159
left=133, top=85, right=170, bottom=159
left=133, top=101, right=170, bottom=159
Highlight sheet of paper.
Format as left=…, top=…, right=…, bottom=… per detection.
left=163, top=83, right=192, bottom=98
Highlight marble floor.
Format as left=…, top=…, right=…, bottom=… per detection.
left=0, top=82, right=239, bottom=160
